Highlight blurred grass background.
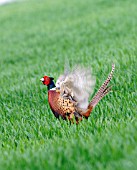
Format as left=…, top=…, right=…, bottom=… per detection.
left=0, top=0, right=137, bottom=170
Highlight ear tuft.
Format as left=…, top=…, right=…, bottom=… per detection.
left=50, top=77, right=54, bottom=80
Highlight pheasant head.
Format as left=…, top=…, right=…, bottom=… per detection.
left=40, top=76, right=55, bottom=90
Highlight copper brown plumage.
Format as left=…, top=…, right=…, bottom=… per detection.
left=48, top=90, right=77, bottom=121
left=40, top=64, right=115, bottom=123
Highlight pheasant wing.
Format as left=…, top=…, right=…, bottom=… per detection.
left=60, top=65, right=96, bottom=109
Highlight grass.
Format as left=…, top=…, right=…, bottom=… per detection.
left=0, top=0, right=137, bottom=169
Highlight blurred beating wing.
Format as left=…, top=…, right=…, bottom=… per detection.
left=55, top=59, right=70, bottom=88
left=58, top=65, right=96, bottom=110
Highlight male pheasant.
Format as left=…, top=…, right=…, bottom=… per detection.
left=40, top=64, right=115, bottom=123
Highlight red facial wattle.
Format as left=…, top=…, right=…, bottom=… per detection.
left=40, top=76, right=50, bottom=85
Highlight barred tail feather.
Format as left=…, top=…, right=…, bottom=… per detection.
left=89, top=64, right=115, bottom=108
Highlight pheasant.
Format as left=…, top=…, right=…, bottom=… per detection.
left=40, top=64, right=115, bottom=123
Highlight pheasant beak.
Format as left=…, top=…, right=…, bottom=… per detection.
left=40, top=78, right=44, bottom=82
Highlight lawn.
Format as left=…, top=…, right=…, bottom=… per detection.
left=0, top=0, right=137, bottom=169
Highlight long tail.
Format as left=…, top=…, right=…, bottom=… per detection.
left=89, top=64, right=115, bottom=108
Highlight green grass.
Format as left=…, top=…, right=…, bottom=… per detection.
left=0, top=0, right=137, bottom=169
